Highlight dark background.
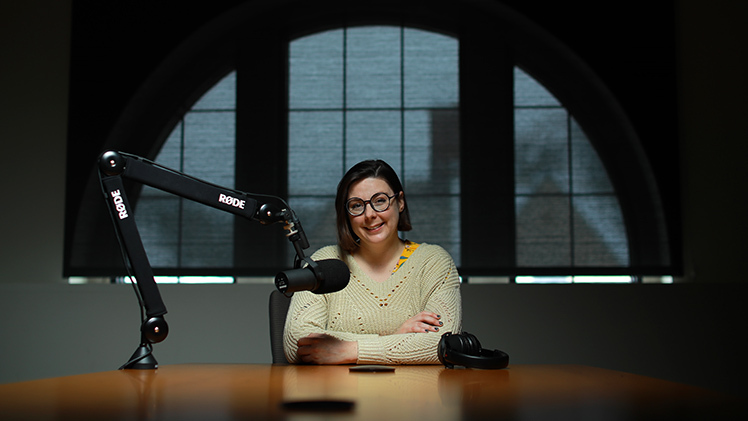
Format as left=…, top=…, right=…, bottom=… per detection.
left=64, top=0, right=680, bottom=276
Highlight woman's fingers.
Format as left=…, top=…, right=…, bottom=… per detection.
left=418, top=312, right=442, bottom=328
left=396, top=312, right=443, bottom=334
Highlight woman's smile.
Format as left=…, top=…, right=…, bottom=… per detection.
left=365, top=222, right=385, bottom=232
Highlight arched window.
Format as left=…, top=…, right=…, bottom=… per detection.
left=65, top=1, right=674, bottom=283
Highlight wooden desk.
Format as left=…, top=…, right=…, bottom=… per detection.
left=0, top=364, right=741, bottom=420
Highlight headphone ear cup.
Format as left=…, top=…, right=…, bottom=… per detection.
left=437, top=332, right=452, bottom=366
left=460, top=332, right=481, bottom=355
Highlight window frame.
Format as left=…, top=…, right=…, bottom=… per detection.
left=64, top=1, right=678, bottom=281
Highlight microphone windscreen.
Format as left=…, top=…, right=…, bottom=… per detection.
left=313, top=259, right=350, bottom=294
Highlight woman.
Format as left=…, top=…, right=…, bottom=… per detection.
left=283, top=160, right=462, bottom=365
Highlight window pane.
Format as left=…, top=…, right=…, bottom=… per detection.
left=573, top=276, right=632, bottom=283
left=516, top=276, right=572, bottom=284
left=289, top=197, right=337, bottom=254
left=403, top=28, right=459, bottom=108
left=346, top=26, right=401, bottom=108
left=192, top=71, right=236, bottom=110
left=570, top=118, right=614, bottom=194
left=573, top=196, right=629, bottom=266
left=136, top=123, right=182, bottom=266
left=135, top=194, right=180, bottom=267
left=514, top=67, right=560, bottom=107
left=345, top=110, right=402, bottom=168
left=515, top=108, right=569, bottom=195
left=403, top=109, right=460, bottom=194
left=407, top=195, right=461, bottom=264
left=183, top=111, right=235, bottom=187
left=289, top=29, right=344, bottom=109
left=180, top=201, right=233, bottom=267
left=288, top=110, right=344, bottom=196
left=516, top=195, right=571, bottom=266
left=152, top=123, right=183, bottom=169
left=177, top=276, right=233, bottom=284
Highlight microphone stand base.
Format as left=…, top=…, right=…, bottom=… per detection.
left=121, top=343, right=158, bottom=370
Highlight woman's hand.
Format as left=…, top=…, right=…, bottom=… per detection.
left=395, top=311, right=442, bottom=334
left=297, top=333, right=358, bottom=364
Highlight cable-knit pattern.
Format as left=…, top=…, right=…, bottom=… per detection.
left=283, top=243, right=462, bottom=364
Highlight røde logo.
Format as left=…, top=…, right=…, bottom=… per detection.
left=110, top=190, right=129, bottom=219
left=218, top=193, right=246, bottom=210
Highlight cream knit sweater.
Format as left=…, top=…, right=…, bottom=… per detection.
left=283, top=243, right=462, bottom=364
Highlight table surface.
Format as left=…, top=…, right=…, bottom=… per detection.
left=0, top=364, right=741, bottom=420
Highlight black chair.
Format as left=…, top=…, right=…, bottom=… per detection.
left=268, top=290, right=291, bottom=364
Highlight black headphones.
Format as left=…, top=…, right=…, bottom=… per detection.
left=438, top=331, right=509, bottom=369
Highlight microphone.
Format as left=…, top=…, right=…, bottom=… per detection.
left=275, top=259, right=350, bottom=295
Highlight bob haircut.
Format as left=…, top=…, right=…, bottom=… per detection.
left=335, top=160, right=412, bottom=252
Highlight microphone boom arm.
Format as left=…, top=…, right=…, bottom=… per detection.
left=97, top=151, right=309, bottom=369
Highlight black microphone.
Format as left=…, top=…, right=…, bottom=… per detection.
left=275, top=259, right=350, bottom=295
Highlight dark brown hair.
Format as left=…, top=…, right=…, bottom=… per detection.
left=335, top=160, right=412, bottom=252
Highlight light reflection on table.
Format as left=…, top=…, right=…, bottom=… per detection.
left=0, top=364, right=741, bottom=420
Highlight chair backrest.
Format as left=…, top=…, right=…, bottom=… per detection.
left=268, top=290, right=292, bottom=364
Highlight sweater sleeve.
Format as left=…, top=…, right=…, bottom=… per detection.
left=282, top=289, right=381, bottom=364
left=282, top=246, right=379, bottom=363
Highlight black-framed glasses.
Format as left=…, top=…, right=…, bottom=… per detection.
left=346, top=192, right=399, bottom=216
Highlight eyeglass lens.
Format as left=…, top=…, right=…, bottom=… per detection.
left=347, top=193, right=393, bottom=215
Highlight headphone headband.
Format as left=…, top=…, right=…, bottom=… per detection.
left=438, top=332, right=509, bottom=370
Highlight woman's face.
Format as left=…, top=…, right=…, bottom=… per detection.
left=346, top=177, right=404, bottom=249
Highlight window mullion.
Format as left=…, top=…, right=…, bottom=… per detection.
left=459, top=27, right=515, bottom=274
left=234, top=29, right=289, bottom=274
